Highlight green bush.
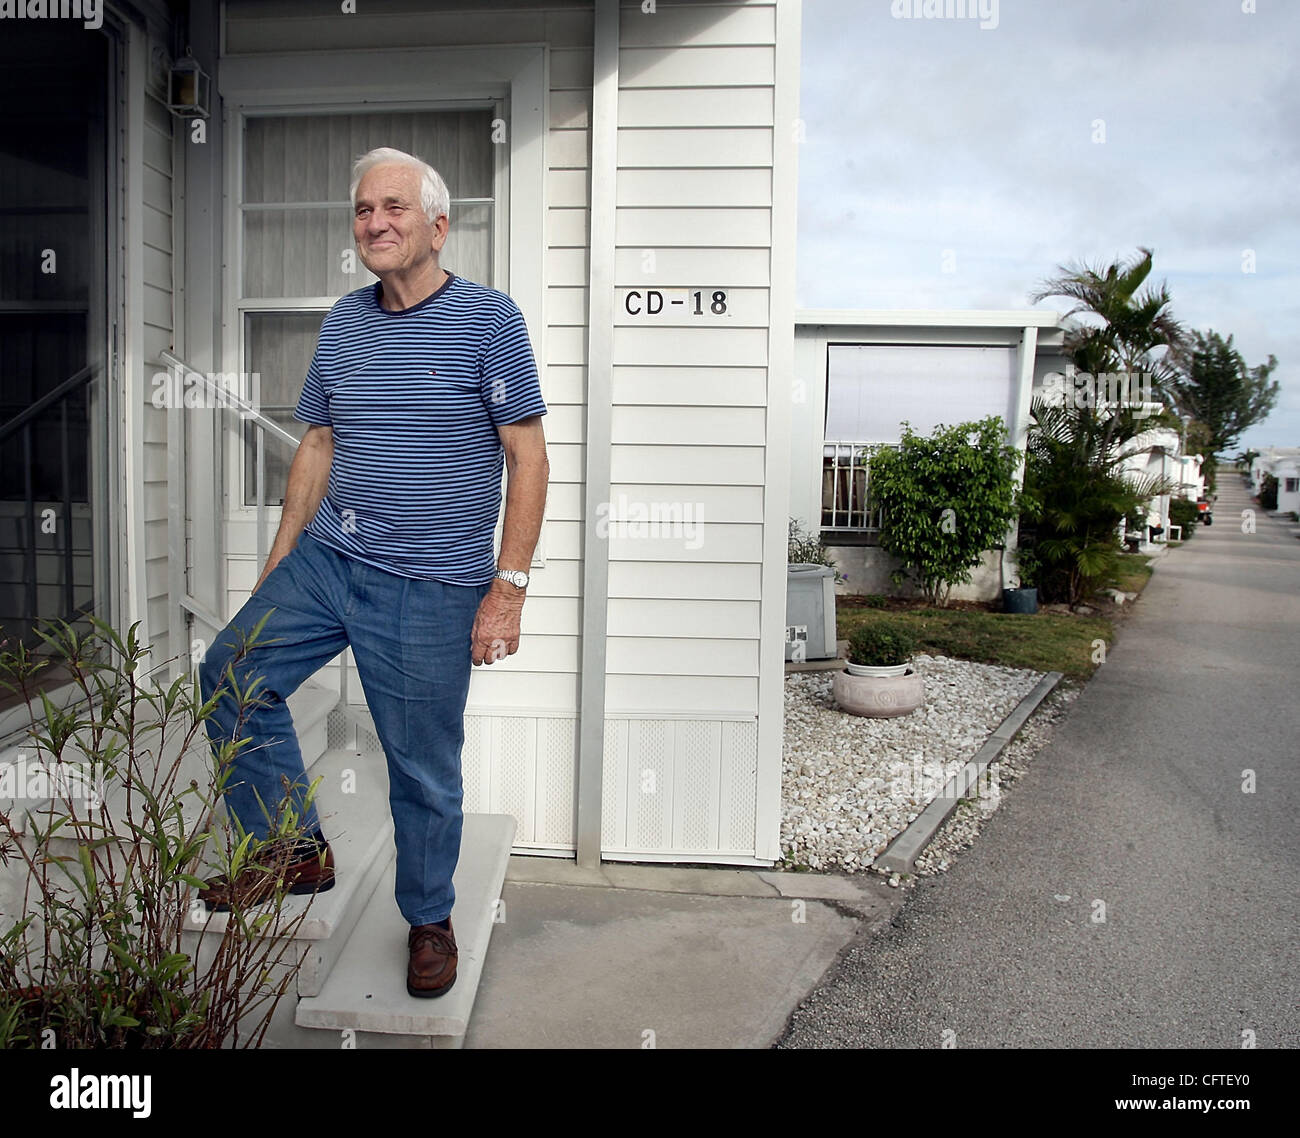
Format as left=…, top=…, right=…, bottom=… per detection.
left=788, top=518, right=834, bottom=567
left=1260, top=473, right=1278, bottom=510
left=868, top=417, right=1021, bottom=607
left=847, top=621, right=916, bottom=667
left=1012, top=545, right=1041, bottom=588
left=0, top=617, right=323, bottom=1049
left=1169, top=497, right=1199, bottom=538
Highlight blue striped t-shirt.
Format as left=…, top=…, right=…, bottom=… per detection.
left=293, top=273, right=547, bottom=584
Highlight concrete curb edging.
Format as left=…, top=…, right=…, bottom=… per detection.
left=872, top=670, right=1064, bottom=874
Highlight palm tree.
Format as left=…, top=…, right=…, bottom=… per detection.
left=1031, top=246, right=1189, bottom=387
left=1024, top=249, right=1188, bottom=604
left=1023, top=397, right=1172, bottom=607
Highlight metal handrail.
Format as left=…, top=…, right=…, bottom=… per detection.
left=0, top=363, right=98, bottom=444
left=156, top=351, right=299, bottom=448
left=158, top=349, right=358, bottom=726
left=2, top=361, right=98, bottom=641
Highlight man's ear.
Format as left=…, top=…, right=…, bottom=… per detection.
left=431, top=215, right=450, bottom=252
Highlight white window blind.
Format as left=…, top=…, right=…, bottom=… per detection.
left=825, top=343, right=1018, bottom=445
left=240, top=108, right=498, bottom=504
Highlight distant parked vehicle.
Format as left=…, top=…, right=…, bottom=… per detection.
left=1197, top=497, right=1213, bottom=526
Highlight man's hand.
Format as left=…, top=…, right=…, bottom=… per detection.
left=471, top=581, right=526, bottom=666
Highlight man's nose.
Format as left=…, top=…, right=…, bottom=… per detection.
left=365, top=210, right=390, bottom=234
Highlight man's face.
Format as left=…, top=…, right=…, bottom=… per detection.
left=353, top=163, right=448, bottom=278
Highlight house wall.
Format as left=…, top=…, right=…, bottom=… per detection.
left=111, top=0, right=181, bottom=664
left=601, top=0, right=790, bottom=860
left=1275, top=462, right=1300, bottom=514
left=791, top=320, right=1059, bottom=602
left=204, top=0, right=793, bottom=863
left=1251, top=451, right=1300, bottom=511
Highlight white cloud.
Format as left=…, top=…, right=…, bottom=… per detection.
left=798, top=0, right=1300, bottom=447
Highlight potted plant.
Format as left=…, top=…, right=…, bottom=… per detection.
left=1122, top=509, right=1145, bottom=552
left=831, top=621, right=925, bottom=718
left=1003, top=546, right=1039, bottom=614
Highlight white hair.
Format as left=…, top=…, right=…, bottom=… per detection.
left=350, top=147, right=450, bottom=225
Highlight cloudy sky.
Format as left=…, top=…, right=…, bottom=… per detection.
left=797, top=0, right=1299, bottom=451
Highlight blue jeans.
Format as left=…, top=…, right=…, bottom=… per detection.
left=198, top=531, right=490, bottom=927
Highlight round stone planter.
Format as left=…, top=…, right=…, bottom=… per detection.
left=844, top=660, right=909, bottom=678
left=831, top=665, right=925, bottom=718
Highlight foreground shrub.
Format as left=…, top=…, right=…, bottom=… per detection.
left=0, top=617, right=324, bottom=1049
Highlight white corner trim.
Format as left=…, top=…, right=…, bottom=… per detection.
left=755, top=0, right=802, bottom=863
left=576, top=0, right=619, bottom=868
left=121, top=22, right=152, bottom=644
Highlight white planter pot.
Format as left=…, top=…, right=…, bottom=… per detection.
left=844, top=660, right=910, bottom=678
left=832, top=667, right=925, bottom=719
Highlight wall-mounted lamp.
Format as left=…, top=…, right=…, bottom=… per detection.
left=167, top=56, right=210, bottom=119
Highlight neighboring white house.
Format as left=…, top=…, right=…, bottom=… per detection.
left=790, top=310, right=1067, bottom=600
left=1251, top=447, right=1300, bottom=513
left=1116, top=426, right=1203, bottom=541
left=0, top=0, right=802, bottom=870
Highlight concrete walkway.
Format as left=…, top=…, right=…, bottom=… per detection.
left=777, top=479, right=1300, bottom=1048
left=464, top=857, right=898, bottom=1048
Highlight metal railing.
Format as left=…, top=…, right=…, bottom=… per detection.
left=821, top=441, right=894, bottom=534
left=0, top=363, right=99, bottom=641
left=158, top=351, right=366, bottom=739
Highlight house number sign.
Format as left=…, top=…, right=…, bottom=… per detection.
left=621, top=288, right=729, bottom=316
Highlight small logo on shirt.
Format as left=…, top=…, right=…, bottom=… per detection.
left=428, top=368, right=437, bottom=376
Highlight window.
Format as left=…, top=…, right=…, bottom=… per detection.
left=825, top=343, right=1017, bottom=443
left=822, top=343, right=1016, bottom=533
left=1286, top=477, right=1298, bottom=494
left=239, top=108, right=499, bottom=505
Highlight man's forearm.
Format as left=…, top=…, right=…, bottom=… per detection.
left=270, top=426, right=333, bottom=557
left=497, top=454, right=549, bottom=572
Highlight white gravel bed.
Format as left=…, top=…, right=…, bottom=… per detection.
left=780, top=654, right=1042, bottom=873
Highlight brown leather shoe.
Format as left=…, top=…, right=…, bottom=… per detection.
left=198, top=841, right=335, bottom=913
left=407, top=919, right=457, bottom=998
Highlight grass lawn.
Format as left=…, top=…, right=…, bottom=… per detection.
left=834, top=554, right=1156, bottom=682
left=837, top=603, right=1110, bottom=681
left=1112, top=553, right=1154, bottom=595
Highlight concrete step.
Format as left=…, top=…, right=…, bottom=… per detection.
left=181, top=748, right=396, bottom=998
left=293, top=812, right=516, bottom=1048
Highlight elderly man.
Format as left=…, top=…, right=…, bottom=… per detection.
left=198, top=146, right=548, bottom=999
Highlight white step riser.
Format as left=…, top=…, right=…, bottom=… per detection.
left=293, top=813, right=515, bottom=1047
left=178, top=748, right=396, bottom=999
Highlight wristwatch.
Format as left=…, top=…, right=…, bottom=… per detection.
left=494, top=568, right=530, bottom=589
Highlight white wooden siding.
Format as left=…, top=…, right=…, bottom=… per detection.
left=207, top=0, right=792, bottom=864
left=594, top=0, right=785, bottom=865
